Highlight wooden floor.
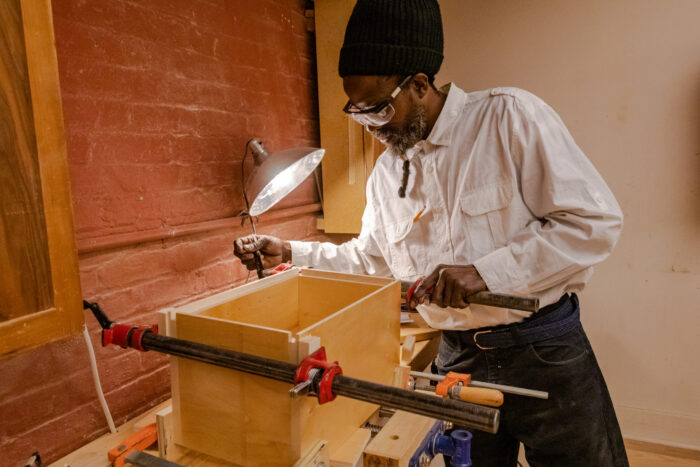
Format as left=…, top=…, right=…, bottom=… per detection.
left=511, top=440, right=700, bottom=467
left=624, top=440, right=700, bottom=467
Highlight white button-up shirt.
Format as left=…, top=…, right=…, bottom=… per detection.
left=291, top=84, right=623, bottom=330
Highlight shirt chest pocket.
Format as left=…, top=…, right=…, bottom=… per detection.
left=460, top=183, right=513, bottom=256
left=385, top=217, right=423, bottom=278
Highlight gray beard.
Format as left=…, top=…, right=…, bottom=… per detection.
left=369, top=104, right=428, bottom=157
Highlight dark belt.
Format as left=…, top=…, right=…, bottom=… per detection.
left=446, top=293, right=580, bottom=350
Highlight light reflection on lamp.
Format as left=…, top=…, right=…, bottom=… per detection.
left=246, top=143, right=325, bottom=217
left=241, top=139, right=325, bottom=278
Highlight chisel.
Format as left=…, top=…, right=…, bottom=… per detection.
left=400, top=278, right=539, bottom=313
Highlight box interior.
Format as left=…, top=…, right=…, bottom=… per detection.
left=199, top=274, right=385, bottom=334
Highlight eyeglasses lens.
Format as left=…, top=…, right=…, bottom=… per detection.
left=349, top=104, right=395, bottom=127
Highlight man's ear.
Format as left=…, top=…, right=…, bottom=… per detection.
left=410, top=73, right=431, bottom=99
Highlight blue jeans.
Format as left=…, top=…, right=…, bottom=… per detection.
left=437, top=295, right=629, bottom=467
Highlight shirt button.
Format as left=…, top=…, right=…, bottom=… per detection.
left=443, top=245, right=450, bottom=253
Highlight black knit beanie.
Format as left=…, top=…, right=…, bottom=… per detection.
left=339, top=0, right=444, bottom=77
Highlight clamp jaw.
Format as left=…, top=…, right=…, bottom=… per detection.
left=410, top=420, right=473, bottom=467
left=290, top=347, right=342, bottom=404
left=84, top=300, right=158, bottom=352
left=102, top=323, right=158, bottom=351
left=436, top=372, right=471, bottom=398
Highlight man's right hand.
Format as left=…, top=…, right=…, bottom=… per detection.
left=233, top=234, right=291, bottom=271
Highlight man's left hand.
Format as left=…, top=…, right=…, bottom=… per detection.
left=410, top=264, right=488, bottom=309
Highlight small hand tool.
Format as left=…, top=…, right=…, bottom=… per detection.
left=245, top=214, right=265, bottom=279
left=108, top=423, right=158, bottom=467
left=411, top=370, right=549, bottom=400
left=401, top=278, right=539, bottom=313
left=410, top=371, right=504, bottom=407
left=24, top=452, right=42, bottom=467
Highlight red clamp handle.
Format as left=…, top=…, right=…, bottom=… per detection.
left=294, top=347, right=342, bottom=404
left=268, top=261, right=293, bottom=275
left=102, top=324, right=158, bottom=351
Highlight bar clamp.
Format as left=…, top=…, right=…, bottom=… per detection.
left=291, top=347, right=342, bottom=404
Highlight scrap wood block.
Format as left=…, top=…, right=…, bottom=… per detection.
left=392, top=365, right=411, bottom=389
left=401, top=335, right=416, bottom=362
left=294, top=440, right=330, bottom=467
left=162, top=268, right=400, bottom=466
left=400, top=336, right=440, bottom=371
left=330, top=427, right=372, bottom=467
left=156, top=405, right=173, bottom=459
left=400, top=313, right=440, bottom=344
left=363, top=410, right=435, bottom=467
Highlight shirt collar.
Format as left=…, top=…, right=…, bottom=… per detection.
left=420, top=83, right=466, bottom=150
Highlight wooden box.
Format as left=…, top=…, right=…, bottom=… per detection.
left=159, top=268, right=400, bottom=466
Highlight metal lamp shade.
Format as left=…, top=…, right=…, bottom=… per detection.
left=247, top=147, right=325, bottom=217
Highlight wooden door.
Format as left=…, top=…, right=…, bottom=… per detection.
left=0, top=0, right=82, bottom=355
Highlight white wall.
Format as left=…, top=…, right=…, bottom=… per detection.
left=438, top=0, right=700, bottom=448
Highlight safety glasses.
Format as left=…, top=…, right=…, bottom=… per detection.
left=342, top=75, right=413, bottom=127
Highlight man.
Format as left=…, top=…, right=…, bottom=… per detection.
left=234, top=1, right=628, bottom=465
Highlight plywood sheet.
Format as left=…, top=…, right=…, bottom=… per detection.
left=300, top=268, right=394, bottom=286
left=297, top=280, right=400, bottom=457
left=315, top=0, right=364, bottom=234
left=297, top=276, right=383, bottom=329
left=203, top=275, right=299, bottom=331
left=174, top=313, right=296, bottom=466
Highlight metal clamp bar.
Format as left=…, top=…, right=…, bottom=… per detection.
left=410, top=370, right=549, bottom=400
left=140, top=334, right=500, bottom=433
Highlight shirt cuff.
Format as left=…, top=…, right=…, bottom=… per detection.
left=289, top=240, right=313, bottom=267
left=473, top=246, right=526, bottom=294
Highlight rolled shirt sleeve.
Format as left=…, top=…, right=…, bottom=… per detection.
left=474, top=92, right=623, bottom=295
left=290, top=176, right=393, bottom=278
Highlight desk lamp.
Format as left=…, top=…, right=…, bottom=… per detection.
left=241, top=139, right=325, bottom=278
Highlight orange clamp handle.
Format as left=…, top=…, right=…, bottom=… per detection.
left=435, top=371, right=471, bottom=397
left=108, top=423, right=157, bottom=467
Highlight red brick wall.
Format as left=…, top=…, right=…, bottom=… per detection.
left=0, top=1, right=348, bottom=464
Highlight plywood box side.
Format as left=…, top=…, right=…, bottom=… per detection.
left=175, top=312, right=295, bottom=361
left=298, top=276, right=385, bottom=329
left=172, top=268, right=300, bottom=317
left=296, top=280, right=401, bottom=457
left=174, top=312, right=296, bottom=465
left=169, top=269, right=400, bottom=465
left=202, top=275, right=300, bottom=331
left=297, top=280, right=401, bottom=338
left=299, top=268, right=394, bottom=286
